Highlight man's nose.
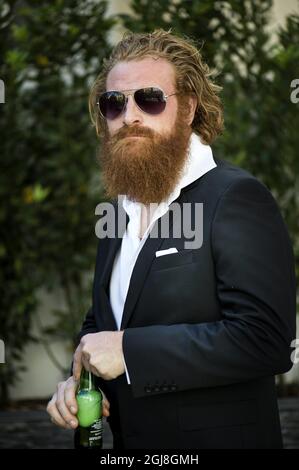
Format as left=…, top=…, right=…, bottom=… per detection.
left=122, top=95, right=143, bottom=126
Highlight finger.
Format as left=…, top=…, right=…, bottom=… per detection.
left=99, top=389, right=110, bottom=417
left=102, top=397, right=110, bottom=412
left=103, top=397, right=110, bottom=409
left=65, top=378, right=79, bottom=415
left=51, top=415, right=72, bottom=429
left=90, top=364, right=100, bottom=377
left=99, top=388, right=110, bottom=406
left=102, top=405, right=110, bottom=418
left=82, top=354, right=91, bottom=373
left=102, top=399, right=110, bottom=417
left=73, top=346, right=83, bottom=382
left=47, top=394, right=72, bottom=430
left=98, top=388, right=110, bottom=409
left=56, top=383, right=78, bottom=429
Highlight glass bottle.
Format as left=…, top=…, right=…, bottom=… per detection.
left=74, top=368, right=103, bottom=449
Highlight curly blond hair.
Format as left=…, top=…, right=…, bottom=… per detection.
left=89, top=28, right=224, bottom=145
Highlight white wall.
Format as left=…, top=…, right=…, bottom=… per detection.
left=105, top=0, right=132, bottom=44
left=273, top=0, right=298, bottom=27
left=10, top=287, right=73, bottom=400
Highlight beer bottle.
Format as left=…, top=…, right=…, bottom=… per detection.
left=74, top=368, right=103, bottom=449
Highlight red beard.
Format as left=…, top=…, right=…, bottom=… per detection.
left=99, top=102, right=192, bottom=205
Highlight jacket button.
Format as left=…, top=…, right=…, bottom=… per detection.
left=144, top=386, right=152, bottom=393
left=170, top=384, right=177, bottom=391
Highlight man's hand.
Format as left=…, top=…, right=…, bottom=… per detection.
left=73, top=331, right=125, bottom=382
left=46, top=376, right=110, bottom=429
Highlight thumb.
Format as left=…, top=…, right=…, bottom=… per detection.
left=73, top=345, right=83, bottom=382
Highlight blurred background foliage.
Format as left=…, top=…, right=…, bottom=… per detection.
left=0, top=0, right=298, bottom=404
left=0, top=0, right=115, bottom=403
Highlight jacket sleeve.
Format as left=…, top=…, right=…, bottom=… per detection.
left=122, top=177, right=297, bottom=398
left=77, top=306, right=98, bottom=342
left=70, top=240, right=102, bottom=377
left=77, top=238, right=104, bottom=343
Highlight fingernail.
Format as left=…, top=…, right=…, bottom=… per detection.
left=70, top=420, right=76, bottom=427
left=70, top=407, right=76, bottom=414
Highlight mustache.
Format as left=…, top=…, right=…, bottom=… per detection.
left=111, top=125, right=156, bottom=141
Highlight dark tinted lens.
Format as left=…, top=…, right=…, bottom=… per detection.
left=99, top=91, right=125, bottom=119
left=134, top=87, right=166, bottom=115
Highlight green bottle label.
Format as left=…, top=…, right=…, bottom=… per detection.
left=88, top=419, right=103, bottom=445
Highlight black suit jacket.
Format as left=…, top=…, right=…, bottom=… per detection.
left=78, top=157, right=297, bottom=449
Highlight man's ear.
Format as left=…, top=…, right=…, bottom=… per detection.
left=186, top=94, right=197, bottom=126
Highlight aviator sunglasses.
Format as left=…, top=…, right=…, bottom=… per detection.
left=96, top=87, right=177, bottom=120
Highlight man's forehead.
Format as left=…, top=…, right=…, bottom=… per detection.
left=106, top=58, right=176, bottom=91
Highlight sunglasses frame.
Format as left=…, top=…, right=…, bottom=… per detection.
left=96, top=86, right=177, bottom=120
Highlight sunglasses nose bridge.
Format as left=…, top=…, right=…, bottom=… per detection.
left=122, top=92, right=143, bottom=123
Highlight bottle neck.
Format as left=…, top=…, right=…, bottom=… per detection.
left=79, top=368, right=96, bottom=391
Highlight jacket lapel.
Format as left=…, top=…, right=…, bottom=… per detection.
left=100, top=192, right=187, bottom=331
left=120, top=232, right=165, bottom=330
left=121, top=193, right=188, bottom=329
left=101, top=199, right=129, bottom=292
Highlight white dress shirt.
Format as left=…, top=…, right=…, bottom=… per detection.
left=109, top=132, right=217, bottom=383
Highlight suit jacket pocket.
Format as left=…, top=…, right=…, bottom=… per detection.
left=152, top=249, right=194, bottom=271
left=178, top=399, right=257, bottom=430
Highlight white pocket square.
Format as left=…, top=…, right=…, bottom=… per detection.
left=155, top=248, right=178, bottom=257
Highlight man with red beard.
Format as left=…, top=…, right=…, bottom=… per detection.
left=47, top=29, right=297, bottom=449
